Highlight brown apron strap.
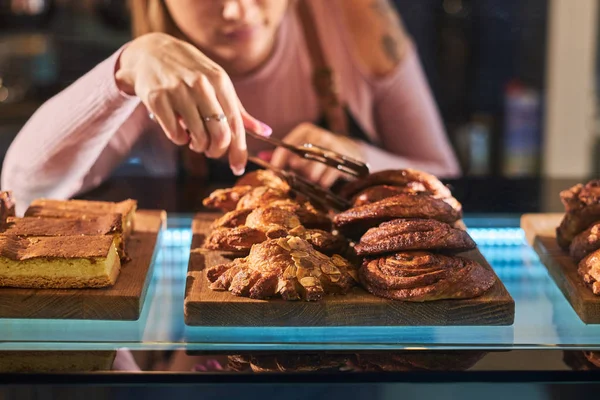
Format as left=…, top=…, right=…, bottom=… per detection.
left=296, top=0, right=349, bottom=136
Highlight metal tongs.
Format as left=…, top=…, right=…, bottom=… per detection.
left=246, top=129, right=370, bottom=211
left=246, top=130, right=369, bottom=178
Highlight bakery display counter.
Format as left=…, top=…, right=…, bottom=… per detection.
left=1, top=214, right=599, bottom=352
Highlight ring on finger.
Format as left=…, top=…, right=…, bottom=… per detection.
left=203, top=113, right=227, bottom=123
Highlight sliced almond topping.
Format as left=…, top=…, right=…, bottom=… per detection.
left=331, top=254, right=348, bottom=267
left=300, top=277, right=318, bottom=287
left=284, top=265, right=297, bottom=279
left=276, top=237, right=291, bottom=251
left=290, top=251, right=309, bottom=258
left=321, top=263, right=340, bottom=275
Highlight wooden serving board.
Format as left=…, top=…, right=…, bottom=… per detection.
left=184, top=213, right=514, bottom=327
left=521, top=213, right=600, bottom=324
left=0, top=210, right=165, bottom=320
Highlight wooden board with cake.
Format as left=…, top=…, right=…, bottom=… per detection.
left=521, top=180, right=600, bottom=324
left=0, top=194, right=165, bottom=320
left=185, top=169, right=514, bottom=327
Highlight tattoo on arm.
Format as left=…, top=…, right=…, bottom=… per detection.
left=369, top=0, right=404, bottom=64
left=382, top=34, right=401, bottom=63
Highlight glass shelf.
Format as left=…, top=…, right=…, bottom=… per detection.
left=1, top=214, right=599, bottom=351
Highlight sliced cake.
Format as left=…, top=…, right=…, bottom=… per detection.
left=25, top=199, right=137, bottom=238
left=0, top=214, right=126, bottom=260
left=0, top=235, right=121, bottom=289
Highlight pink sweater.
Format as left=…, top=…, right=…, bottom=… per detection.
left=2, top=0, right=459, bottom=214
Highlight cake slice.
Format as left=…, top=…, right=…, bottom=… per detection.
left=0, top=215, right=126, bottom=260
left=25, top=199, right=137, bottom=238
left=0, top=235, right=121, bottom=289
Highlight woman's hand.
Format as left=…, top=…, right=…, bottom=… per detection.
left=270, top=123, right=364, bottom=188
left=115, top=32, right=271, bottom=175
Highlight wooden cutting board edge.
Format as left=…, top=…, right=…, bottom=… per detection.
left=520, top=213, right=600, bottom=324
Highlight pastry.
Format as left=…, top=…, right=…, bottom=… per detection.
left=359, top=251, right=496, bottom=301
left=211, top=209, right=254, bottom=229
left=334, top=193, right=462, bottom=237
left=578, top=250, right=600, bottom=295
left=556, top=180, right=600, bottom=249
left=0, top=215, right=126, bottom=260
left=354, top=218, right=476, bottom=256
left=206, top=237, right=357, bottom=301
left=202, top=185, right=253, bottom=212
left=235, top=169, right=290, bottom=192
left=25, top=199, right=137, bottom=238
left=211, top=201, right=331, bottom=231
left=0, top=191, right=15, bottom=224
left=339, top=169, right=452, bottom=200
left=205, top=207, right=345, bottom=255
left=203, top=169, right=294, bottom=212
left=569, top=222, right=600, bottom=261
left=266, top=199, right=332, bottom=230
left=351, top=185, right=417, bottom=207
left=235, top=187, right=291, bottom=210
left=0, top=235, right=121, bottom=289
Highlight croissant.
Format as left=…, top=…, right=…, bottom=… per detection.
left=207, top=237, right=357, bottom=301
left=211, top=209, right=254, bottom=229
left=578, top=249, right=600, bottom=295
left=235, top=169, right=290, bottom=192
left=334, top=193, right=462, bottom=237
left=202, top=185, right=253, bottom=212
left=205, top=207, right=346, bottom=255
left=359, top=251, right=496, bottom=301
left=354, top=218, right=476, bottom=256
left=570, top=222, right=600, bottom=261
left=557, top=180, right=600, bottom=249
left=339, top=169, right=452, bottom=199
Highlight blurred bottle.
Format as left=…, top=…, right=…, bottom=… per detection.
left=454, top=114, right=492, bottom=176
left=502, top=80, right=542, bottom=177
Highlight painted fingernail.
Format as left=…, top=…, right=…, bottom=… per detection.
left=259, top=122, right=273, bottom=136
left=232, top=165, right=245, bottom=176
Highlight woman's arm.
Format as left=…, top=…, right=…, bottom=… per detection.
left=364, top=43, right=461, bottom=177
left=339, top=0, right=461, bottom=177
left=1, top=48, right=146, bottom=214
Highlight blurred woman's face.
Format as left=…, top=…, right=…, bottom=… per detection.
left=164, top=0, right=289, bottom=74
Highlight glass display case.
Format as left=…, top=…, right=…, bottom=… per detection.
left=1, top=214, right=599, bottom=352
left=1, top=200, right=599, bottom=398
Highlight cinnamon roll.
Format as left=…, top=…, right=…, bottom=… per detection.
left=354, top=218, right=476, bottom=256
left=334, top=192, right=462, bottom=237
left=359, top=251, right=496, bottom=301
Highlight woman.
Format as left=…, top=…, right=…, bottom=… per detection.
left=1, top=0, right=460, bottom=213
